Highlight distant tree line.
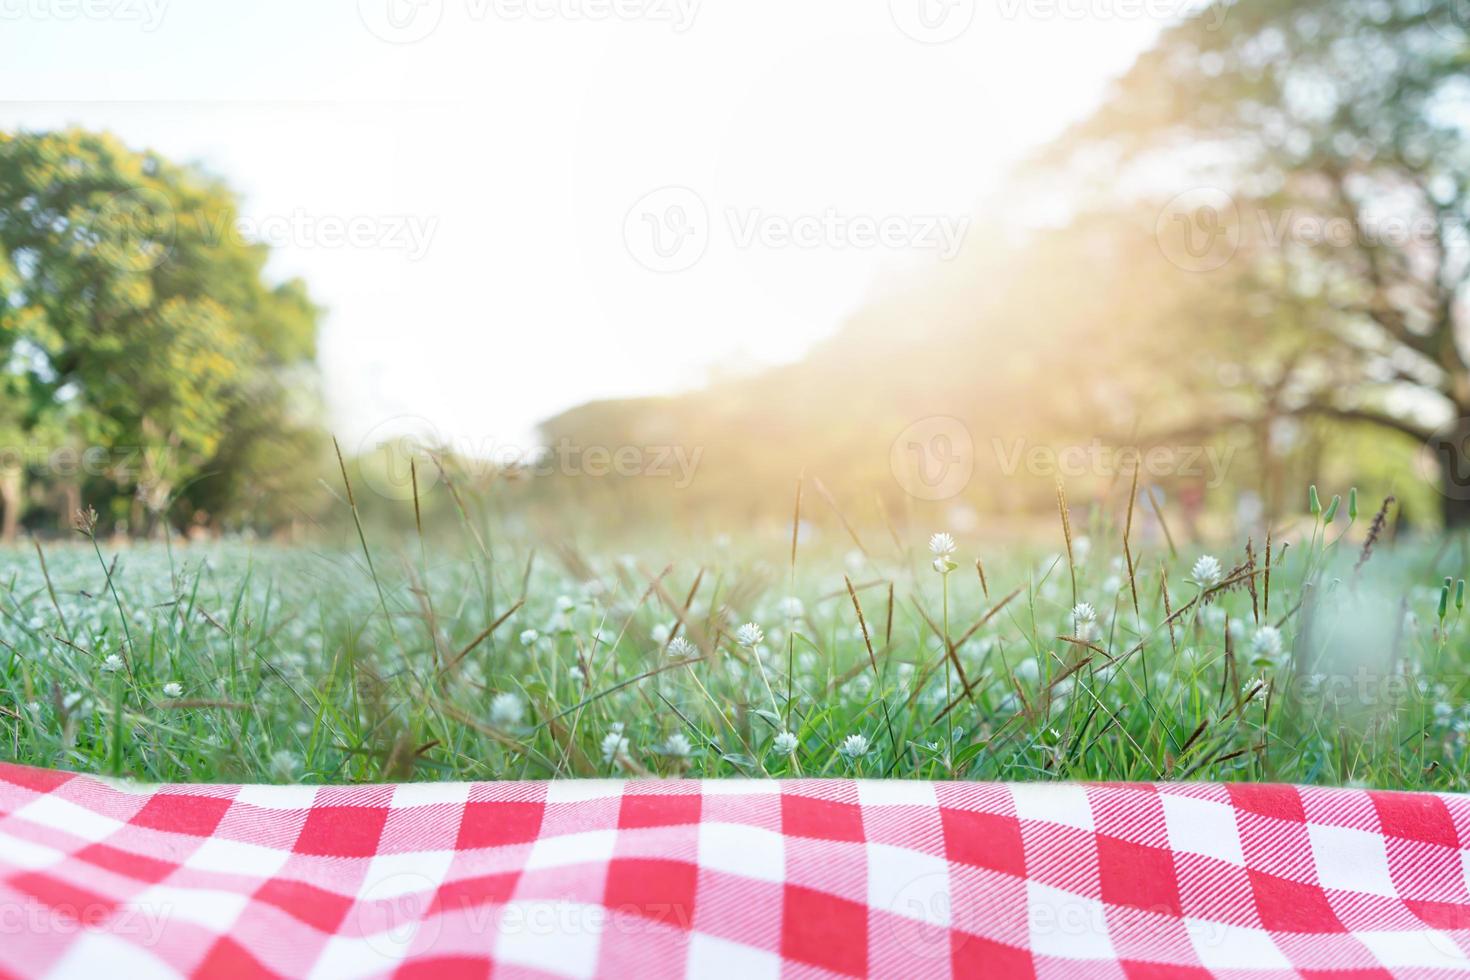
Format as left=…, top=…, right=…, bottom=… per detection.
left=538, top=0, right=1469, bottom=531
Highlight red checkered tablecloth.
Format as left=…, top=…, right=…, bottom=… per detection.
left=1, top=761, right=1468, bottom=977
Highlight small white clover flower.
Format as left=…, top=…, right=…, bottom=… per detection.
left=162, top=682, right=183, bottom=699
left=1191, top=554, right=1223, bottom=587
left=601, top=730, right=630, bottom=764
left=555, top=595, right=576, bottom=612
left=667, top=636, right=696, bottom=659
left=778, top=596, right=805, bottom=621
left=841, top=733, right=870, bottom=758
left=568, top=665, right=585, bottom=681
left=1251, top=626, right=1283, bottom=658
left=661, top=733, right=692, bottom=758
left=735, top=622, right=764, bottom=648
left=929, top=532, right=957, bottom=557
left=772, top=731, right=799, bottom=755
left=519, top=628, right=540, bottom=646
left=489, top=692, right=525, bottom=729
left=650, top=623, right=672, bottom=645
left=268, top=750, right=299, bottom=782
left=100, top=654, right=124, bottom=674
left=1071, top=602, right=1098, bottom=641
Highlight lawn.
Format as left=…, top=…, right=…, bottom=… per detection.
left=1, top=490, right=1463, bottom=790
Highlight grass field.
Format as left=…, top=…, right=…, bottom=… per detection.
left=0, top=489, right=1464, bottom=790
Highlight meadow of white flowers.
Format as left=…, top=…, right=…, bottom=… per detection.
left=1, top=499, right=1464, bottom=788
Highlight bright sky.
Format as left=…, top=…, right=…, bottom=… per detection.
left=0, top=0, right=1194, bottom=455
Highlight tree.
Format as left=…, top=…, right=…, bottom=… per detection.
left=0, top=128, right=321, bottom=536
left=1043, top=0, right=1470, bottom=524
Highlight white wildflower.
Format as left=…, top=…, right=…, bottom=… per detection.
left=661, top=733, right=692, bottom=758
left=162, top=682, right=183, bottom=699
left=568, top=665, right=585, bottom=682
left=930, top=533, right=958, bottom=573
left=100, top=654, right=124, bottom=674
left=778, top=596, right=805, bottom=621
left=1071, top=602, right=1097, bottom=640
left=667, top=636, right=696, bottom=659
left=841, top=733, right=870, bottom=758
left=489, top=692, right=525, bottom=729
left=601, top=730, right=630, bottom=764
left=735, top=622, right=764, bottom=648
left=1251, top=626, right=1283, bottom=658
left=650, top=623, right=672, bottom=645
left=519, top=628, right=539, bottom=646
left=1191, top=554, right=1223, bottom=587
left=772, top=731, right=799, bottom=755
left=269, top=750, right=299, bottom=781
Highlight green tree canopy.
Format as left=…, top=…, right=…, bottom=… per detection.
left=0, top=128, right=322, bottom=536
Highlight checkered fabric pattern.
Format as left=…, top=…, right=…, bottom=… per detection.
left=2, top=763, right=1469, bottom=978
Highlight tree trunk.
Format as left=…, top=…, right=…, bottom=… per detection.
left=1433, top=418, right=1470, bottom=528
left=0, top=468, right=22, bottom=543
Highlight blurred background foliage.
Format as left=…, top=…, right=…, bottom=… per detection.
left=0, top=0, right=1466, bottom=542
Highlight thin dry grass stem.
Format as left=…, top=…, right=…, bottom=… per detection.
left=429, top=452, right=492, bottom=563
left=789, top=473, right=802, bottom=724
left=538, top=656, right=703, bottom=728
left=844, top=575, right=899, bottom=758
left=644, top=568, right=713, bottom=657
left=1245, top=538, right=1260, bottom=625
left=811, top=477, right=870, bottom=558
left=410, top=459, right=424, bottom=539
left=1055, top=479, right=1077, bottom=603
left=659, top=567, right=704, bottom=657
left=437, top=598, right=525, bottom=677
left=885, top=582, right=895, bottom=648
left=333, top=436, right=400, bottom=646
left=31, top=536, right=71, bottom=641
left=1159, top=567, right=1178, bottom=655
left=1354, top=496, right=1395, bottom=578
left=1147, top=486, right=1178, bottom=559
left=949, top=586, right=1024, bottom=651
left=874, top=491, right=905, bottom=555
left=975, top=556, right=990, bottom=600
left=1264, top=530, right=1274, bottom=618
left=1122, top=463, right=1141, bottom=621
left=1218, top=616, right=1236, bottom=708
left=909, top=599, right=978, bottom=703
left=1058, top=634, right=1115, bottom=663
left=817, top=579, right=887, bottom=605
left=440, top=701, right=566, bottom=772
left=790, top=473, right=803, bottom=584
